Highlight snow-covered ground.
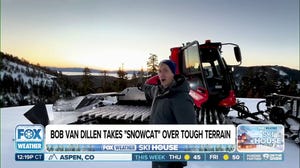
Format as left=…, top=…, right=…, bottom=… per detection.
left=1, top=98, right=299, bottom=168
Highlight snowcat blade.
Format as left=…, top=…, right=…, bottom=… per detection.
left=24, top=102, right=49, bottom=127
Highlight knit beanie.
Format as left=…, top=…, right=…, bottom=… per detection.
left=159, top=60, right=176, bottom=74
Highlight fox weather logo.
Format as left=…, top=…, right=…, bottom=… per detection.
left=15, top=125, right=44, bottom=150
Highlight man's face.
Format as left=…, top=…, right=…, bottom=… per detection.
left=158, top=63, right=174, bottom=88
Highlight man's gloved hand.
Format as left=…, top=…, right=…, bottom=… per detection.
left=145, top=75, right=160, bottom=85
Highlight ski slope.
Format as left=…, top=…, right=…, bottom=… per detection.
left=1, top=98, right=299, bottom=168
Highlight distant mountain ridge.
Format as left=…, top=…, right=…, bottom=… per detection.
left=48, top=65, right=299, bottom=78
left=48, top=67, right=137, bottom=75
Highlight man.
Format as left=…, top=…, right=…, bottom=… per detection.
left=143, top=60, right=196, bottom=168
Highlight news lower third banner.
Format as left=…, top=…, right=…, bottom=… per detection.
left=45, top=125, right=236, bottom=144
left=15, top=124, right=284, bottom=161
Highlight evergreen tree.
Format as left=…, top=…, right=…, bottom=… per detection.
left=147, top=54, right=159, bottom=77
left=101, top=70, right=108, bottom=92
left=131, top=71, right=137, bottom=80
left=117, top=64, right=128, bottom=80
left=137, top=67, right=145, bottom=78
left=81, top=67, right=94, bottom=95
left=117, top=65, right=128, bottom=91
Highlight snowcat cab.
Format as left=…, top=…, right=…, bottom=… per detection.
left=169, top=40, right=242, bottom=124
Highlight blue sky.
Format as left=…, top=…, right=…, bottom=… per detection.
left=1, top=0, right=299, bottom=70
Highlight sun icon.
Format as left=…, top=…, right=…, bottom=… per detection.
left=184, top=154, right=190, bottom=161
left=223, top=154, right=229, bottom=161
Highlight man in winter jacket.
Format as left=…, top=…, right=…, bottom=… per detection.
left=143, top=59, right=196, bottom=168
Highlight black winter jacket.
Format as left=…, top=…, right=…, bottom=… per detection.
left=143, top=75, right=197, bottom=124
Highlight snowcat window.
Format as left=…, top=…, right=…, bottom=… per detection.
left=183, top=45, right=201, bottom=74
left=202, top=62, right=213, bottom=78
left=188, top=75, right=205, bottom=90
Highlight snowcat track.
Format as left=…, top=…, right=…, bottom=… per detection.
left=197, top=107, right=225, bottom=124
